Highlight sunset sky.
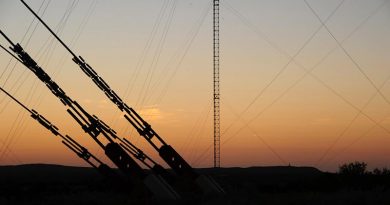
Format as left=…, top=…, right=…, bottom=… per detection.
left=0, top=0, right=390, bottom=172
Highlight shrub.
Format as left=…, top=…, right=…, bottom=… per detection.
left=339, top=161, right=367, bottom=176
left=373, top=168, right=390, bottom=176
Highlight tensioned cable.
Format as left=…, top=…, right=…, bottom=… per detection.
left=115, top=0, right=171, bottom=140
left=131, top=0, right=177, bottom=131
left=0, top=139, right=22, bottom=163
left=0, top=1, right=74, bottom=159
left=68, top=0, right=97, bottom=49
left=35, top=0, right=103, bottom=161
left=53, top=0, right=96, bottom=79
left=35, top=1, right=76, bottom=61
left=0, top=0, right=49, bottom=103
left=224, top=98, right=288, bottom=165
left=144, top=3, right=213, bottom=155
left=16, top=1, right=90, bottom=160
left=30, top=1, right=97, bottom=159
left=221, top=0, right=390, bottom=146
left=0, top=1, right=79, bottom=160
left=322, top=113, right=390, bottom=167
left=0, top=45, right=22, bottom=63
left=228, top=0, right=389, bottom=166
left=35, top=5, right=94, bottom=112
left=194, top=68, right=390, bottom=166
left=129, top=0, right=178, bottom=146
left=303, top=0, right=390, bottom=164
left=0, top=34, right=41, bottom=161
left=220, top=0, right=345, bottom=138
left=317, top=71, right=390, bottom=166
left=0, top=70, right=38, bottom=161
left=137, top=0, right=178, bottom=109
left=0, top=0, right=47, bottom=84
left=0, top=84, right=35, bottom=161
left=304, top=0, right=390, bottom=106
left=192, top=0, right=344, bottom=165
left=181, top=100, right=212, bottom=154
left=139, top=2, right=213, bottom=162
left=0, top=110, right=24, bottom=161
left=0, top=0, right=52, bottom=113
left=24, top=0, right=78, bottom=113
left=193, top=0, right=389, bottom=165
left=117, top=2, right=211, bottom=145
left=4, top=0, right=77, bottom=129
left=128, top=2, right=211, bottom=166
left=122, top=0, right=170, bottom=103
left=186, top=102, right=213, bottom=163
left=192, top=97, right=288, bottom=166
left=109, top=0, right=170, bottom=131
left=0, top=62, right=40, bottom=161
left=149, top=2, right=212, bottom=107
left=221, top=59, right=390, bottom=148
left=0, top=69, right=24, bottom=163
left=33, top=0, right=82, bottom=107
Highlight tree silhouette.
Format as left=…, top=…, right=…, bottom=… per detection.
left=373, top=167, right=390, bottom=176
left=339, top=161, right=367, bottom=176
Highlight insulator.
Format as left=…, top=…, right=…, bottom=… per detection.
left=103, top=90, right=113, bottom=101
left=85, top=64, right=98, bottom=76
left=31, top=109, right=38, bottom=118
left=98, top=77, right=110, bottom=90
left=92, top=78, right=104, bottom=90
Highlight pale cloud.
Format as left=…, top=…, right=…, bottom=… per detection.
left=139, top=107, right=165, bottom=121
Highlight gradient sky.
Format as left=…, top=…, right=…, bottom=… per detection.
left=0, top=0, right=390, bottom=172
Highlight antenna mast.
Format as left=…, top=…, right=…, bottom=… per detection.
left=213, top=0, right=220, bottom=168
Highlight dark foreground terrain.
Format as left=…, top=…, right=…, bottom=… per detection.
left=0, top=164, right=389, bottom=205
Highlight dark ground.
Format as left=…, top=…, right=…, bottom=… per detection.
left=0, top=164, right=389, bottom=205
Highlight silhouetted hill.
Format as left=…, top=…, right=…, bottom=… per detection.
left=0, top=164, right=100, bottom=183
left=0, top=164, right=323, bottom=181
left=200, top=165, right=321, bottom=174
left=0, top=164, right=323, bottom=189
left=0, top=164, right=389, bottom=205
left=199, top=166, right=322, bottom=179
